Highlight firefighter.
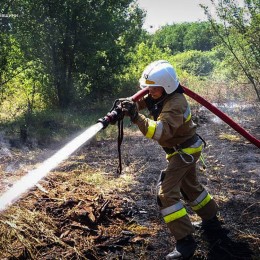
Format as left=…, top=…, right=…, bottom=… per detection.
left=122, top=60, right=221, bottom=259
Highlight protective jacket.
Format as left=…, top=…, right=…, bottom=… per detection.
left=135, top=91, right=202, bottom=159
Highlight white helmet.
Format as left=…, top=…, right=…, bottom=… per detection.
left=139, top=60, right=179, bottom=94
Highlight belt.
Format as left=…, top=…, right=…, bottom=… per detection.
left=163, top=134, right=200, bottom=154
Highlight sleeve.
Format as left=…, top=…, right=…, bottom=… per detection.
left=156, top=105, right=184, bottom=143
left=136, top=98, right=147, bottom=111
left=133, top=96, right=185, bottom=144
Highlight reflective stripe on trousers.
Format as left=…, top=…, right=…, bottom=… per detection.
left=161, top=201, right=187, bottom=223
left=189, top=190, right=212, bottom=211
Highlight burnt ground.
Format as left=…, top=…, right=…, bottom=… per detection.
left=0, top=103, right=259, bottom=260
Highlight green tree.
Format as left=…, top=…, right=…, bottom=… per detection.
left=117, top=41, right=166, bottom=96
left=0, top=2, right=13, bottom=93
left=152, top=23, right=190, bottom=53
left=152, top=22, right=217, bottom=54
left=9, top=0, right=144, bottom=108
left=172, top=50, right=221, bottom=77
left=183, top=22, right=217, bottom=51
left=202, top=0, right=260, bottom=100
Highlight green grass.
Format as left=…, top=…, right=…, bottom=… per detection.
left=0, top=106, right=114, bottom=147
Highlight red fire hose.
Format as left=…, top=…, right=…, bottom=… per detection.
left=130, top=86, right=260, bottom=149
left=182, top=86, right=260, bottom=149
left=130, top=87, right=149, bottom=102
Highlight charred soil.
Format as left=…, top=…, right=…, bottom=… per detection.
left=0, top=103, right=259, bottom=260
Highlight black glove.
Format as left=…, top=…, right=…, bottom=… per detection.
left=121, top=99, right=138, bottom=122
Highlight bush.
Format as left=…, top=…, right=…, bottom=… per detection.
left=172, top=50, right=221, bottom=77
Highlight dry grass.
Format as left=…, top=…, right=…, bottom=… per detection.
left=218, top=133, right=241, bottom=142
left=0, top=156, right=150, bottom=259
left=0, top=207, right=74, bottom=259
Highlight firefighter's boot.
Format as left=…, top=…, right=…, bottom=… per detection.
left=201, top=215, right=222, bottom=231
left=193, top=215, right=222, bottom=231
left=201, top=216, right=229, bottom=242
left=166, top=235, right=197, bottom=259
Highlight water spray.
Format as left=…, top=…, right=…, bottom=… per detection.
left=0, top=123, right=103, bottom=212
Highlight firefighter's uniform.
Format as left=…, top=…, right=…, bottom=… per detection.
left=134, top=91, right=218, bottom=240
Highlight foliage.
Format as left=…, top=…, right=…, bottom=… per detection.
left=0, top=3, right=11, bottom=88
left=152, top=23, right=189, bottom=53
left=1, top=0, right=259, bottom=140
left=121, top=42, right=172, bottom=86
left=202, top=0, right=260, bottom=101
left=0, top=106, right=110, bottom=146
left=2, top=0, right=144, bottom=108
left=152, top=22, right=217, bottom=54
left=183, top=22, right=218, bottom=51
left=172, top=49, right=221, bottom=77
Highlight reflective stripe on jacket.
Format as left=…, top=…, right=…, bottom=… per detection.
left=166, top=138, right=203, bottom=160
left=135, top=93, right=197, bottom=149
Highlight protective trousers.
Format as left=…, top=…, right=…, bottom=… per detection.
left=157, top=151, right=218, bottom=240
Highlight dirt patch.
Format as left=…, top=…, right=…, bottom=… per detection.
left=0, top=104, right=259, bottom=259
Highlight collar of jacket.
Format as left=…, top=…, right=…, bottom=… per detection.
left=145, top=92, right=169, bottom=120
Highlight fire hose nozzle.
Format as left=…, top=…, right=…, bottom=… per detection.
left=98, top=87, right=149, bottom=130
left=98, top=107, right=123, bottom=129
left=97, top=116, right=110, bottom=129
